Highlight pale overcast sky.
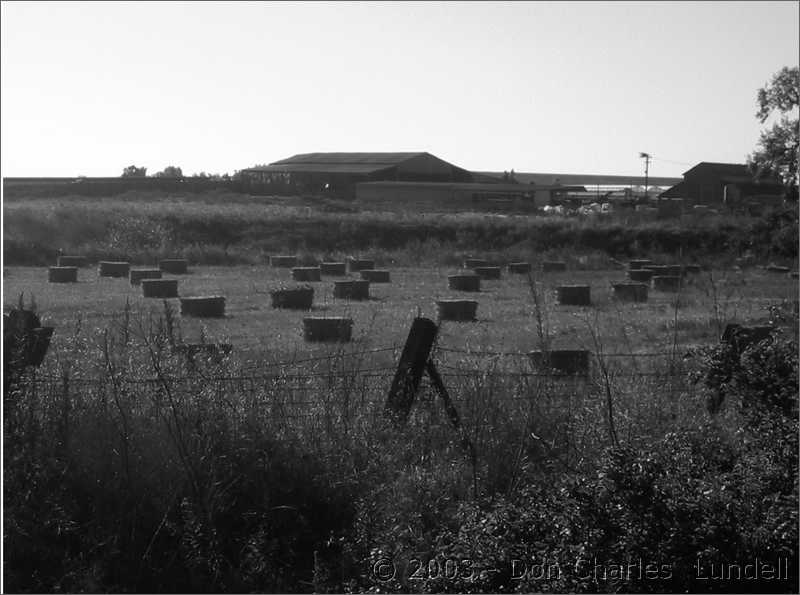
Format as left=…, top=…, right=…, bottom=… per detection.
left=1, top=1, right=798, bottom=178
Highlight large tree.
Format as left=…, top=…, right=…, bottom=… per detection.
left=748, top=66, right=799, bottom=201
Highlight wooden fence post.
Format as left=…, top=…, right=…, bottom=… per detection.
left=384, top=317, right=438, bottom=424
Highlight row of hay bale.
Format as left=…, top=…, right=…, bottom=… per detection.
left=47, top=256, right=226, bottom=318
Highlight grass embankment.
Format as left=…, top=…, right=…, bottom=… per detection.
left=3, top=191, right=798, bottom=267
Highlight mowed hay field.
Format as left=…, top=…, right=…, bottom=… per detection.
left=4, top=262, right=797, bottom=368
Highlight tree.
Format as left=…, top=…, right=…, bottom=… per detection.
left=121, top=165, right=147, bottom=177
left=153, top=165, right=183, bottom=178
left=748, top=66, right=799, bottom=201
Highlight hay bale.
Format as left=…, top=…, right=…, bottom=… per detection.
left=662, top=265, right=682, bottom=276
left=629, top=259, right=652, bottom=269
left=436, top=299, right=478, bottom=321
left=474, top=266, right=501, bottom=280
left=291, top=267, right=322, bottom=282
left=556, top=285, right=591, bottom=306
left=270, top=286, right=314, bottom=310
left=644, top=265, right=668, bottom=274
left=57, top=255, right=87, bottom=267
left=303, top=317, right=353, bottom=342
left=159, top=259, right=189, bottom=274
left=129, top=268, right=162, bottom=285
left=360, top=269, right=391, bottom=283
left=766, top=264, right=791, bottom=273
left=270, top=255, right=297, bottom=268
left=612, top=282, right=648, bottom=302
left=448, top=274, right=481, bottom=292
left=348, top=258, right=374, bottom=272
left=98, top=261, right=130, bottom=278
left=48, top=266, right=78, bottom=283
left=627, top=269, right=654, bottom=282
left=508, top=262, right=531, bottom=274
left=464, top=258, right=489, bottom=269
left=142, top=279, right=179, bottom=298
left=721, top=324, right=773, bottom=354
left=320, top=262, right=347, bottom=276
left=529, top=350, right=591, bottom=376
left=180, top=296, right=226, bottom=318
left=652, top=275, right=682, bottom=292
left=543, top=261, right=567, bottom=272
left=791, top=272, right=799, bottom=279
left=333, top=280, right=370, bottom=300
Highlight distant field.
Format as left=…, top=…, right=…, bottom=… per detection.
left=5, top=263, right=797, bottom=369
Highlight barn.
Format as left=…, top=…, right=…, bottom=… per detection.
left=659, top=162, right=785, bottom=208
left=240, top=152, right=475, bottom=198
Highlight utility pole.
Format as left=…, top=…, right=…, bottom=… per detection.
left=639, top=152, right=651, bottom=202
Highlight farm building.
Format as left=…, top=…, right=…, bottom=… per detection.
left=659, top=162, right=785, bottom=208
left=240, top=152, right=475, bottom=198
left=354, top=181, right=585, bottom=212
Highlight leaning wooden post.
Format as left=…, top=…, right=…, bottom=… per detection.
left=385, top=317, right=438, bottom=424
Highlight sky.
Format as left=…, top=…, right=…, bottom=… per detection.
left=1, top=1, right=798, bottom=178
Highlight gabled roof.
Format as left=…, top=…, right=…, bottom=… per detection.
left=683, top=162, right=750, bottom=177
left=246, top=152, right=431, bottom=175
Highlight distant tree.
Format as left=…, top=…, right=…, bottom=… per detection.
left=121, top=165, right=147, bottom=177
left=748, top=66, right=799, bottom=201
left=153, top=165, right=183, bottom=178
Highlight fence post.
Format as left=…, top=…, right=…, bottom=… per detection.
left=384, top=317, right=438, bottom=424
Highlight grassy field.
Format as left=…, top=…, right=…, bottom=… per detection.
left=5, top=262, right=797, bottom=365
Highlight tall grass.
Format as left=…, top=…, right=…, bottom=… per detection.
left=4, top=193, right=797, bottom=267
left=5, top=296, right=796, bottom=592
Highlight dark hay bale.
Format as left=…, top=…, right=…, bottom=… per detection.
left=174, top=343, right=233, bottom=363
left=464, top=258, right=489, bottom=269
left=270, top=286, right=314, bottom=310
left=791, top=272, right=799, bottom=279
left=556, top=285, right=591, bottom=306
left=129, top=268, right=162, bottom=285
left=508, top=262, right=531, bottom=274
left=766, top=264, right=791, bottom=273
left=180, top=296, right=226, bottom=318
left=98, top=261, right=130, bottom=278
left=271, top=255, right=297, bottom=268
left=291, top=267, right=322, bottom=282
left=360, top=269, right=391, bottom=283
left=629, top=259, right=652, bottom=269
left=448, top=274, right=481, bottom=292
left=543, top=261, right=567, bottom=272
left=437, top=299, right=478, bottom=322
left=652, top=275, right=682, bottom=292
left=142, top=279, right=179, bottom=298
left=529, top=350, right=591, bottom=376
left=348, top=258, right=374, bottom=272
left=48, top=267, right=78, bottom=283
left=159, top=259, right=189, bottom=274
left=303, top=317, right=353, bottom=342
left=720, top=324, right=774, bottom=354
left=57, top=255, right=87, bottom=267
left=612, top=282, right=648, bottom=302
left=4, top=309, right=54, bottom=369
left=333, top=280, right=370, bottom=300
left=320, top=262, right=347, bottom=276
left=627, top=269, right=654, bottom=282
left=474, top=266, right=501, bottom=280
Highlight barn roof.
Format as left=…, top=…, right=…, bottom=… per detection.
left=245, top=152, right=431, bottom=175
